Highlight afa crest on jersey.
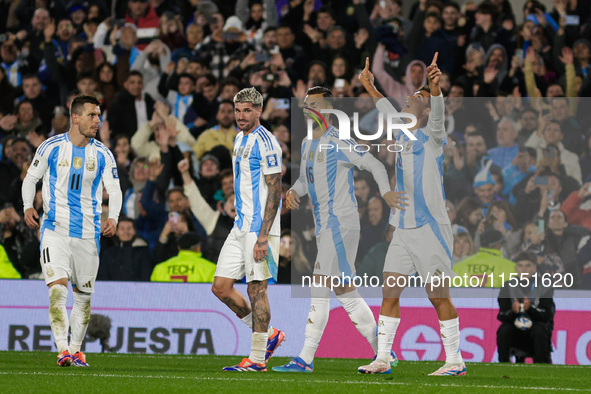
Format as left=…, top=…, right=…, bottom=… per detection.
left=86, top=158, right=96, bottom=171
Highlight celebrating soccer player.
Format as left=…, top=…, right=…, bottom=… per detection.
left=273, top=87, right=407, bottom=373
left=358, top=53, right=467, bottom=376
left=211, top=87, right=285, bottom=371
left=22, top=95, right=122, bottom=367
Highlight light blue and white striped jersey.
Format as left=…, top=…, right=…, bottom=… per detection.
left=232, top=125, right=282, bottom=236
left=292, top=126, right=390, bottom=236
left=23, top=133, right=122, bottom=239
left=388, top=94, right=450, bottom=229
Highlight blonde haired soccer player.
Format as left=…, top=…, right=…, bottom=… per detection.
left=357, top=53, right=467, bottom=376
left=22, top=95, right=122, bottom=367
left=211, top=87, right=285, bottom=371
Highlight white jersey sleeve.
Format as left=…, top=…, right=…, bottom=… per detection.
left=260, top=132, right=282, bottom=176
left=290, top=140, right=308, bottom=197
left=426, top=93, right=445, bottom=145
left=97, top=143, right=122, bottom=223
left=22, top=137, right=55, bottom=211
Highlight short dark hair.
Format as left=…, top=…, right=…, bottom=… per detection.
left=317, top=6, right=335, bottom=19
left=518, top=145, right=537, bottom=160
left=126, top=70, right=144, bottom=81
left=219, top=168, right=233, bottom=180
left=70, top=95, right=101, bottom=116
left=118, top=216, right=136, bottom=229
left=77, top=71, right=95, bottom=83
left=513, top=251, right=538, bottom=265
left=166, top=186, right=187, bottom=200
left=178, top=73, right=196, bottom=84
left=219, top=99, right=234, bottom=107
left=220, top=77, right=241, bottom=91
left=444, top=1, right=460, bottom=12
left=306, top=86, right=333, bottom=99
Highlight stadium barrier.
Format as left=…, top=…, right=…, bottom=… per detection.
left=0, top=280, right=590, bottom=365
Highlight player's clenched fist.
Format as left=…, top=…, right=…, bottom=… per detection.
left=285, top=189, right=300, bottom=210
left=24, top=208, right=39, bottom=229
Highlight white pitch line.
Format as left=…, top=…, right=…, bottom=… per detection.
left=0, top=371, right=587, bottom=391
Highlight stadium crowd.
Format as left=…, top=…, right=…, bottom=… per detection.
left=0, top=0, right=590, bottom=289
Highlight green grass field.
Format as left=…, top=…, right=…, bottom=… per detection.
left=1, top=352, right=590, bottom=393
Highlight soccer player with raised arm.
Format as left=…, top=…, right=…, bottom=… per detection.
left=273, top=87, right=407, bottom=373
left=22, top=95, right=122, bottom=367
left=211, top=88, right=285, bottom=372
left=357, top=54, right=467, bottom=376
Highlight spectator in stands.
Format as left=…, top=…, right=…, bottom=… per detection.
left=130, top=100, right=196, bottom=162
left=171, top=23, right=204, bottom=62
left=517, top=108, right=539, bottom=146
left=526, top=119, right=582, bottom=184
left=502, top=146, right=536, bottom=204
left=131, top=39, right=171, bottom=100
left=483, top=200, right=522, bottom=258
left=12, top=100, right=41, bottom=137
left=192, top=100, right=237, bottom=160
left=453, top=229, right=516, bottom=288
left=108, top=71, right=155, bottom=140
left=545, top=208, right=591, bottom=289
left=195, top=153, right=221, bottom=209
left=153, top=208, right=197, bottom=265
left=125, top=0, right=160, bottom=50
left=561, top=182, right=591, bottom=230
left=17, top=74, right=54, bottom=133
left=0, top=137, right=31, bottom=208
left=0, top=204, right=39, bottom=278
left=122, top=157, right=148, bottom=219
left=179, top=159, right=234, bottom=263
left=98, top=217, right=152, bottom=281
left=473, top=160, right=501, bottom=215
left=452, top=231, right=476, bottom=264
left=0, top=39, right=30, bottom=89
left=488, top=117, right=519, bottom=170
left=95, top=62, right=119, bottom=111
left=151, top=231, right=216, bottom=282
left=497, top=251, right=555, bottom=364
left=455, top=197, right=483, bottom=240
left=358, top=196, right=389, bottom=263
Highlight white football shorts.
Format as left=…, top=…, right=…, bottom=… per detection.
left=216, top=227, right=279, bottom=283
left=314, top=227, right=359, bottom=278
left=383, top=221, right=456, bottom=283
left=40, top=228, right=100, bottom=293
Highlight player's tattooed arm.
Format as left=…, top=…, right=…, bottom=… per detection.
left=254, top=173, right=281, bottom=260
left=248, top=281, right=270, bottom=332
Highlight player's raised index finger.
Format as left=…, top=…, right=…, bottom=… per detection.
left=365, top=57, right=370, bottom=70
left=431, top=52, right=438, bottom=65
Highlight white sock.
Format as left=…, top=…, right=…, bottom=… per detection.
left=48, top=285, right=69, bottom=353
left=241, top=313, right=252, bottom=328
left=69, top=291, right=92, bottom=354
left=336, top=290, right=377, bottom=354
left=241, top=313, right=275, bottom=336
left=440, top=317, right=463, bottom=365
left=377, top=314, right=400, bottom=363
left=298, top=286, right=330, bottom=364
left=249, top=332, right=268, bottom=364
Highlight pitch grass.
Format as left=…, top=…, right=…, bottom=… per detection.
left=0, top=352, right=590, bottom=393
